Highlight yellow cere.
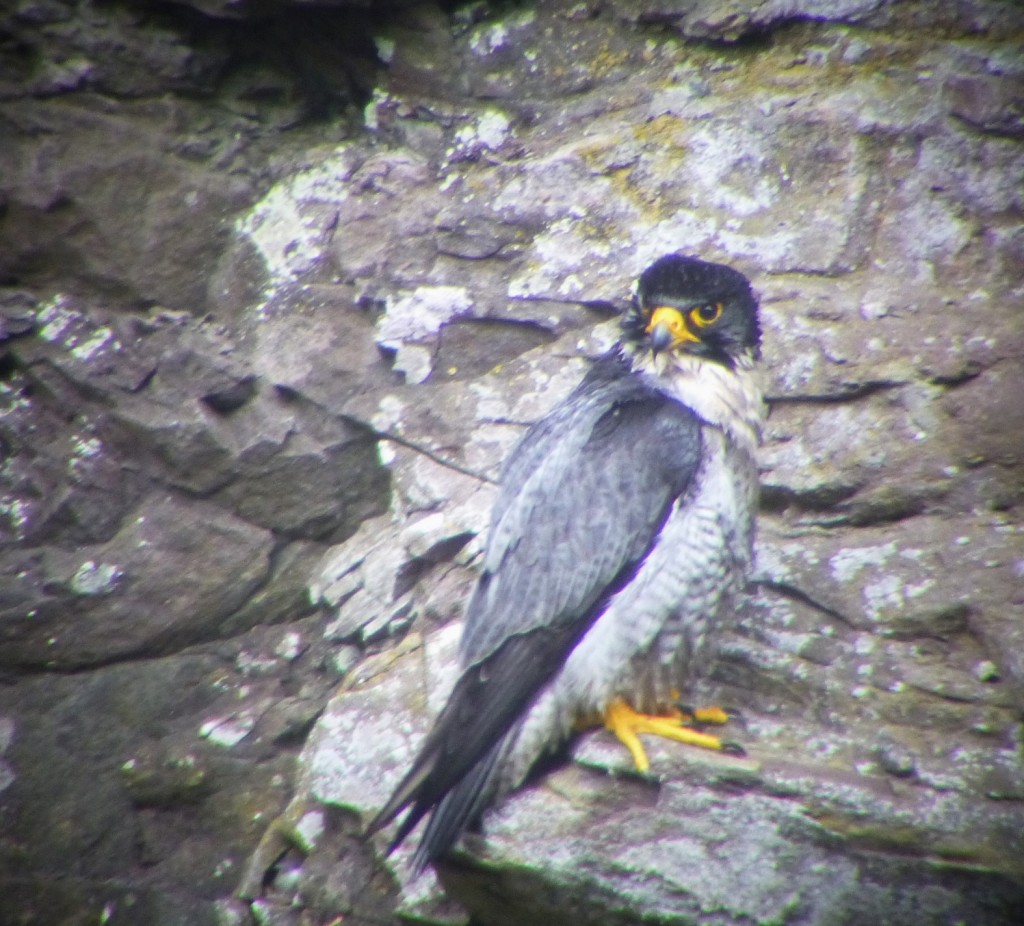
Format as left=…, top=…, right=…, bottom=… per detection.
left=647, top=305, right=698, bottom=344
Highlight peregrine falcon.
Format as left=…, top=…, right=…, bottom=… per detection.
left=367, top=254, right=765, bottom=871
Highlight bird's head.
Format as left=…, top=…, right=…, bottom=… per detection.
left=624, top=254, right=761, bottom=367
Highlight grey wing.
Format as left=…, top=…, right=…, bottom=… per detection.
left=462, top=353, right=695, bottom=661
left=367, top=370, right=703, bottom=866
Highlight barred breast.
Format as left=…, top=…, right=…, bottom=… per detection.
left=499, top=424, right=759, bottom=793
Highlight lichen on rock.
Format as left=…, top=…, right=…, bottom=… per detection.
left=0, top=1, right=1022, bottom=925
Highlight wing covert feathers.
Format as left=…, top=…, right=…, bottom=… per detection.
left=367, top=350, right=703, bottom=870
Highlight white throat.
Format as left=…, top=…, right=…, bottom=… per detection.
left=632, top=348, right=765, bottom=453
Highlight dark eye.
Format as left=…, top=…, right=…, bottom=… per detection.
left=691, top=303, right=723, bottom=327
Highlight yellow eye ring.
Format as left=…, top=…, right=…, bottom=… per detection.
left=690, top=303, right=723, bottom=328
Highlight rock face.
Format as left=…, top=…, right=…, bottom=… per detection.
left=1, top=1, right=1022, bottom=925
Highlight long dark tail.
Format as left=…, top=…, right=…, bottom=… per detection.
left=366, top=624, right=583, bottom=870
left=409, top=736, right=508, bottom=872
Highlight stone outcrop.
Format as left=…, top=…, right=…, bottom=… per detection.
left=1, top=1, right=1021, bottom=925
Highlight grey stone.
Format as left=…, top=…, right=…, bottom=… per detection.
left=0, top=0, right=1022, bottom=924
left=1, top=491, right=274, bottom=667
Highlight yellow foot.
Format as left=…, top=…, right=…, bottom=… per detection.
left=678, top=704, right=732, bottom=726
left=603, top=698, right=740, bottom=773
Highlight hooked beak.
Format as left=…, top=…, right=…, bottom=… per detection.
left=649, top=322, right=674, bottom=355
left=645, top=306, right=698, bottom=355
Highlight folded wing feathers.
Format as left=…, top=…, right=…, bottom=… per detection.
left=366, top=354, right=704, bottom=866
